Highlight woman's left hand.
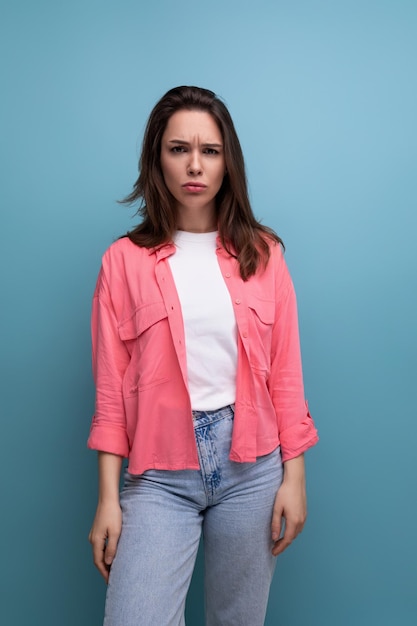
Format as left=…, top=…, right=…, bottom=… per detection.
left=271, top=454, right=307, bottom=556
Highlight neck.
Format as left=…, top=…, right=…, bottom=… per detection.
left=176, top=204, right=217, bottom=233
left=178, top=225, right=217, bottom=233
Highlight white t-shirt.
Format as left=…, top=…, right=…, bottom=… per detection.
left=168, top=230, right=237, bottom=411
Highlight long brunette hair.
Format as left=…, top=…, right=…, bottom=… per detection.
left=122, top=86, right=283, bottom=280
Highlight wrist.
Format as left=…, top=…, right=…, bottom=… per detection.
left=97, top=451, right=123, bottom=503
left=283, top=454, right=305, bottom=482
left=98, top=493, right=121, bottom=505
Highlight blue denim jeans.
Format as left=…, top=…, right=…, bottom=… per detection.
left=104, top=405, right=283, bottom=626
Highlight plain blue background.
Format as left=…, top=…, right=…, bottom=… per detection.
left=1, top=1, right=416, bottom=624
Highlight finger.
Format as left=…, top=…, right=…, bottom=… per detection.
left=272, top=535, right=291, bottom=556
left=97, top=559, right=110, bottom=583
left=91, top=533, right=109, bottom=581
left=271, top=509, right=283, bottom=543
left=272, top=521, right=297, bottom=556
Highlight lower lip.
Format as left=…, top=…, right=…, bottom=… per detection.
left=182, top=185, right=206, bottom=193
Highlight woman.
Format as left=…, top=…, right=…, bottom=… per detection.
left=88, top=85, right=318, bottom=626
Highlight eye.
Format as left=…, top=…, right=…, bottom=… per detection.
left=203, top=148, right=219, bottom=155
left=170, top=146, right=187, bottom=153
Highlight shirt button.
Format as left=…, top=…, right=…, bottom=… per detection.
left=235, top=299, right=241, bottom=304
left=225, top=272, right=231, bottom=278
left=242, top=332, right=248, bottom=338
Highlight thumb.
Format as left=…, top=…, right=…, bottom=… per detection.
left=271, top=506, right=283, bottom=543
left=104, top=532, right=119, bottom=566
left=271, top=513, right=282, bottom=541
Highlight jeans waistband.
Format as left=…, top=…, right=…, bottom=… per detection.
left=192, top=404, right=235, bottom=428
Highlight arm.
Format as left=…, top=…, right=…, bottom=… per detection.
left=88, top=266, right=131, bottom=457
left=268, top=249, right=317, bottom=554
left=88, top=260, right=130, bottom=580
left=268, top=253, right=318, bottom=461
left=271, top=454, right=306, bottom=556
left=88, top=452, right=123, bottom=583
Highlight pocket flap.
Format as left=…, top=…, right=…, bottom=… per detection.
left=118, top=302, right=168, bottom=340
left=248, top=297, right=275, bottom=325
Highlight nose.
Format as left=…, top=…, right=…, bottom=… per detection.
left=187, top=150, right=202, bottom=176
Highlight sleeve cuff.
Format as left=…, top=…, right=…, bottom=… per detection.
left=279, top=404, right=319, bottom=462
left=87, top=421, right=130, bottom=458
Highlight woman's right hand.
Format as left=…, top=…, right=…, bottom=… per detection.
left=89, top=500, right=122, bottom=583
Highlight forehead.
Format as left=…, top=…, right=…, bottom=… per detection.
left=163, top=109, right=222, bottom=140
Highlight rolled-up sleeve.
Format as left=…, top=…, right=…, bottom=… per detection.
left=87, top=267, right=130, bottom=457
left=268, top=251, right=318, bottom=461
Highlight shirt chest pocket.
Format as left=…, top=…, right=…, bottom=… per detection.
left=118, top=301, right=171, bottom=393
left=247, top=297, right=275, bottom=373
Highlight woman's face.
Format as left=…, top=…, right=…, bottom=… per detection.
left=160, top=109, right=225, bottom=231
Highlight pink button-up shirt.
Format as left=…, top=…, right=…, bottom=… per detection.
left=87, top=237, right=318, bottom=475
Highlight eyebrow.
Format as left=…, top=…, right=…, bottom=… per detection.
left=167, top=139, right=223, bottom=148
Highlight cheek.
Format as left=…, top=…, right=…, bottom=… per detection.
left=215, top=163, right=226, bottom=187
left=161, top=160, right=177, bottom=186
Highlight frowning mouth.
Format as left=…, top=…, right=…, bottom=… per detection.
left=182, top=182, right=207, bottom=192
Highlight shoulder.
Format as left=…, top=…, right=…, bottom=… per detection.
left=263, top=238, right=287, bottom=274
left=95, top=238, right=161, bottom=306
left=95, top=238, right=153, bottom=295
left=267, top=238, right=284, bottom=259
left=100, top=236, right=154, bottom=274
left=261, top=239, right=294, bottom=298
left=102, top=236, right=147, bottom=262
